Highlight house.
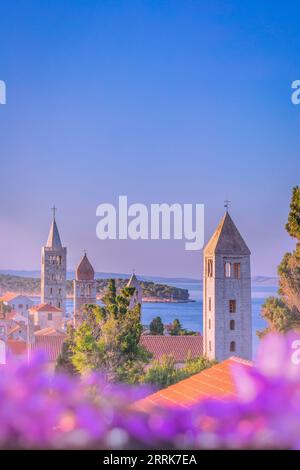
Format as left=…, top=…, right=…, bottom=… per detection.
left=135, top=356, right=252, bottom=412
left=30, top=334, right=66, bottom=370
left=0, top=293, right=34, bottom=318
left=29, top=303, right=63, bottom=330
left=140, top=335, right=203, bottom=367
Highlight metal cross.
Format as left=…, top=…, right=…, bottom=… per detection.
left=52, top=205, right=57, bottom=220
left=224, top=200, right=231, bottom=212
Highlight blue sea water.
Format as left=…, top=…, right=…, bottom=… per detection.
left=60, top=282, right=275, bottom=356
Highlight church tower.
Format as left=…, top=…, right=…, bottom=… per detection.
left=203, top=210, right=252, bottom=361
left=41, top=208, right=67, bottom=315
left=73, top=252, right=96, bottom=327
left=127, top=273, right=142, bottom=310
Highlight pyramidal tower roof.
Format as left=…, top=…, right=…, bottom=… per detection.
left=46, top=217, right=63, bottom=249
left=76, top=253, right=95, bottom=281
left=204, top=211, right=250, bottom=256
left=127, top=273, right=140, bottom=288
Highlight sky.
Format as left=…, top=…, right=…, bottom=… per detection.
left=0, top=0, right=299, bottom=278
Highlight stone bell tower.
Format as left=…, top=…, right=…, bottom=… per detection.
left=203, top=209, right=252, bottom=361
left=127, top=273, right=142, bottom=310
left=41, top=207, right=67, bottom=315
left=73, top=252, right=96, bottom=327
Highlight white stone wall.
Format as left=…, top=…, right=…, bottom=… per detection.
left=32, top=309, right=63, bottom=330
left=41, top=246, right=67, bottom=314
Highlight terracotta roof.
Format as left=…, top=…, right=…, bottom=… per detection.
left=76, top=253, right=95, bottom=281
left=7, top=340, right=27, bottom=356
left=140, top=335, right=203, bottom=362
left=46, top=218, right=63, bottom=249
left=34, top=327, right=66, bottom=337
left=135, top=357, right=252, bottom=412
left=204, top=212, right=250, bottom=256
left=30, top=336, right=65, bottom=361
left=0, top=292, right=20, bottom=302
left=7, top=324, right=23, bottom=336
left=30, top=303, right=62, bottom=313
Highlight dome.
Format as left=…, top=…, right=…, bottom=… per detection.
left=76, top=253, right=95, bottom=281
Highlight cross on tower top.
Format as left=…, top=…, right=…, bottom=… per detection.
left=51, top=205, right=57, bottom=220
left=224, top=200, right=231, bottom=212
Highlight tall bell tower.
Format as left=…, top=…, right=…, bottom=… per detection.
left=203, top=209, right=252, bottom=361
left=41, top=207, right=67, bottom=315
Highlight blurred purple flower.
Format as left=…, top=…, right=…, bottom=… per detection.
left=0, top=333, right=300, bottom=449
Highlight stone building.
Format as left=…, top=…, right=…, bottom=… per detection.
left=29, top=303, right=63, bottom=331
left=73, top=253, right=96, bottom=327
left=41, top=210, right=67, bottom=315
left=203, top=211, right=252, bottom=361
left=127, top=273, right=142, bottom=310
left=0, top=293, right=34, bottom=318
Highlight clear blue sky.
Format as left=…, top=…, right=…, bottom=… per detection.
left=0, top=0, right=299, bottom=277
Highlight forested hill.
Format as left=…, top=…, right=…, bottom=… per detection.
left=0, top=274, right=190, bottom=302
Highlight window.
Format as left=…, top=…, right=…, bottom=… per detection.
left=209, top=341, right=212, bottom=352
left=208, top=319, right=211, bottom=330
left=58, top=302, right=61, bottom=308
left=208, top=297, right=211, bottom=312
left=230, top=341, right=236, bottom=352
left=230, top=319, right=235, bottom=330
left=18, top=304, right=23, bottom=309
left=50, top=288, right=53, bottom=295
left=48, top=313, right=53, bottom=321
left=234, top=263, right=241, bottom=279
left=207, top=259, right=213, bottom=277
left=224, top=262, right=231, bottom=278
left=229, top=299, right=236, bottom=313
left=59, top=256, right=62, bottom=265
left=58, top=288, right=61, bottom=295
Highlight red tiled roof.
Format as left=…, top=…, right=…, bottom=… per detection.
left=135, top=357, right=252, bottom=412
left=140, top=335, right=203, bottom=362
left=7, top=324, right=23, bottom=336
left=30, top=336, right=65, bottom=361
left=34, top=327, right=66, bottom=337
left=0, top=292, right=20, bottom=302
left=30, top=303, right=62, bottom=313
left=7, top=340, right=27, bottom=356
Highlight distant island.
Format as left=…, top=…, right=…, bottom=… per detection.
left=0, top=274, right=191, bottom=303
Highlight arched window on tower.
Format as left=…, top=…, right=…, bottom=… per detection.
left=230, top=319, right=235, bottom=330
left=224, top=262, right=231, bottom=278
left=207, top=259, right=213, bottom=277
left=230, top=341, right=236, bottom=352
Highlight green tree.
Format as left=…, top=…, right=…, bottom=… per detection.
left=169, top=318, right=182, bottom=336
left=142, top=354, right=216, bottom=389
left=286, top=186, right=300, bottom=240
left=180, top=355, right=217, bottom=377
left=143, top=355, right=181, bottom=388
left=259, top=187, right=300, bottom=336
left=0, top=300, right=11, bottom=318
left=149, top=316, right=164, bottom=335
left=69, top=279, right=151, bottom=382
left=55, top=324, right=77, bottom=375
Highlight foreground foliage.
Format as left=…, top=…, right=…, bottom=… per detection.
left=2, top=333, right=300, bottom=449
left=259, top=186, right=300, bottom=336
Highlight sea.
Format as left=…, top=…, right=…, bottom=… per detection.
left=34, top=280, right=275, bottom=357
